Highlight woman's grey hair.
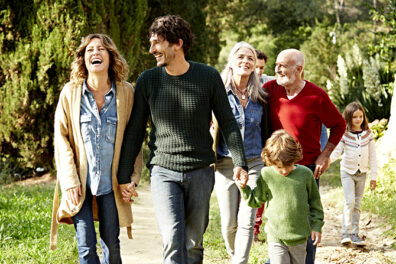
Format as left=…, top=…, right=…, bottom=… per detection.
left=221, top=41, right=267, bottom=104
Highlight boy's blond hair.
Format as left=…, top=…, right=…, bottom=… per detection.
left=261, top=129, right=302, bottom=166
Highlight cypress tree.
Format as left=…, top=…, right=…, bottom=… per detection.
left=0, top=0, right=147, bottom=174
left=0, top=0, right=220, bottom=176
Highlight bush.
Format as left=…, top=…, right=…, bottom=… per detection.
left=369, top=118, right=389, bottom=140
left=328, top=45, right=394, bottom=121
left=0, top=1, right=223, bottom=180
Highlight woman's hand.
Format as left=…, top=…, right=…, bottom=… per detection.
left=66, top=186, right=82, bottom=206
left=120, top=182, right=139, bottom=204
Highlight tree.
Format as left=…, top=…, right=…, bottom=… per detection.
left=0, top=0, right=223, bottom=176
left=370, top=0, right=396, bottom=73
left=0, top=0, right=147, bottom=174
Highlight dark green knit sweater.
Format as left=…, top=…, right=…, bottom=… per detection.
left=240, top=165, right=324, bottom=246
left=117, top=61, right=247, bottom=184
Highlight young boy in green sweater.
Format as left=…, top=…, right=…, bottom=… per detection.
left=236, top=129, right=324, bottom=264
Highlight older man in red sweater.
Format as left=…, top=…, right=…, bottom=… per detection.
left=263, top=49, right=346, bottom=264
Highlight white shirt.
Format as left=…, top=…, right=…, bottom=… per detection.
left=330, top=130, right=377, bottom=180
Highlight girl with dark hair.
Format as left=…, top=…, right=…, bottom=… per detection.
left=330, top=101, right=377, bottom=246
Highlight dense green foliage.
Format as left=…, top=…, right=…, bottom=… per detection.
left=0, top=0, right=395, bottom=178
left=0, top=184, right=78, bottom=263
left=328, top=45, right=394, bottom=120
left=0, top=0, right=220, bottom=177
left=0, top=0, right=148, bottom=175
left=214, top=0, right=395, bottom=122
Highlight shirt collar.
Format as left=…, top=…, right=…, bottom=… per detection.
left=82, top=79, right=116, bottom=96
left=225, top=84, right=234, bottom=95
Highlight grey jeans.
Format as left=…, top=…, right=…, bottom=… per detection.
left=268, top=241, right=307, bottom=264
left=150, top=165, right=215, bottom=264
left=341, top=170, right=367, bottom=235
left=215, top=157, right=263, bottom=264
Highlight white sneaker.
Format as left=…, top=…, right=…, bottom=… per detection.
left=341, top=234, right=352, bottom=245
left=351, top=234, right=366, bottom=246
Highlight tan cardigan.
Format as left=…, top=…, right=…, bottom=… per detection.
left=50, top=81, right=142, bottom=250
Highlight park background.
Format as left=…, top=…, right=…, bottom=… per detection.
left=0, top=0, right=395, bottom=263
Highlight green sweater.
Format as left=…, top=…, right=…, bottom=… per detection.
left=117, top=61, right=247, bottom=184
left=240, top=165, right=324, bottom=246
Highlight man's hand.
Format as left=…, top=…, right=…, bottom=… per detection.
left=311, top=231, right=322, bottom=245
left=314, top=142, right=335, bottom=179
left=233, top=167, right=249, bottom=188
left=66, top=186, right=81, bottom=206
left=120, top=182, right=139, bottom=204
left=314, top=153, right=330, bottom=179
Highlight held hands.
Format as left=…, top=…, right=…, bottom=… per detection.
left=370, top=180, right=377, bottom=191
left=311, top=231, right=322, bottom=246
left=66, top=186, right=81, bottom=206
left=120, top=182, right=139, bottom=204
left=233, top=167, right=249, bottom=189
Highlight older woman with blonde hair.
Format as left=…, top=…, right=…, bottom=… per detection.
left=212, top=41, right=270, bottom=264
left=50, top=33, right=142, bottom=264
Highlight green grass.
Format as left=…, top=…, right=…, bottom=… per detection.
left=361, top=160, right=396, bottom=247
left=0, top=159, right=395, bottom=263
left=0, top=183, right=78, bottom=264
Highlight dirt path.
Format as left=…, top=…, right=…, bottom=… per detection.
left=16, top=174, right=396, bottom=263
left=316, top=187, right=396, bottom=264
left=120, top=185, right=163, bottom=263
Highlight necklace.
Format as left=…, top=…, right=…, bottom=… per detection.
left=235, top=87, right=248, bottom=100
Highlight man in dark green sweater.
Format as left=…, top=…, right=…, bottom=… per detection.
left=117, top=15, right=248, bottom=264
left=237, top=130, right=324, bottom=264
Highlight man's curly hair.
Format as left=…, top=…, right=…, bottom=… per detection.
left=149, top=15, right=193, bottom=55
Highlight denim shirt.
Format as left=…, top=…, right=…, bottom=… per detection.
left=218, top=86, right=263, bottom=159
left=80, top=80, right=117, bottom=196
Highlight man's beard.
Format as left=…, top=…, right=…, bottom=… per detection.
left=276, top=70, right=296, bottom=86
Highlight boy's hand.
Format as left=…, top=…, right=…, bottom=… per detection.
left=370, top=180, right=376, bottom=191
left=311, top=231, right=321, bottom=245
left=233, top=167, right=248, bottom=188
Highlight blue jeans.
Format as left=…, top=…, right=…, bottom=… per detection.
left=266, top=164, right=318, bottom=264
left=305, top=164, right=318, bottom=264
left=72, top=189, right=121, bottom=264
left=150, top=165, right=215, bottom=264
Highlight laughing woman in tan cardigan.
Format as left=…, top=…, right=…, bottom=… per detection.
left=50, top=34, right=142, bottom=264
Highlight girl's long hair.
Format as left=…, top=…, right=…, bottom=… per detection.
left=343, top=101, right=369, bottom=131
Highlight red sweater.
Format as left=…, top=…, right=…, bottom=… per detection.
left=264, top=80, right=346, bottom=165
